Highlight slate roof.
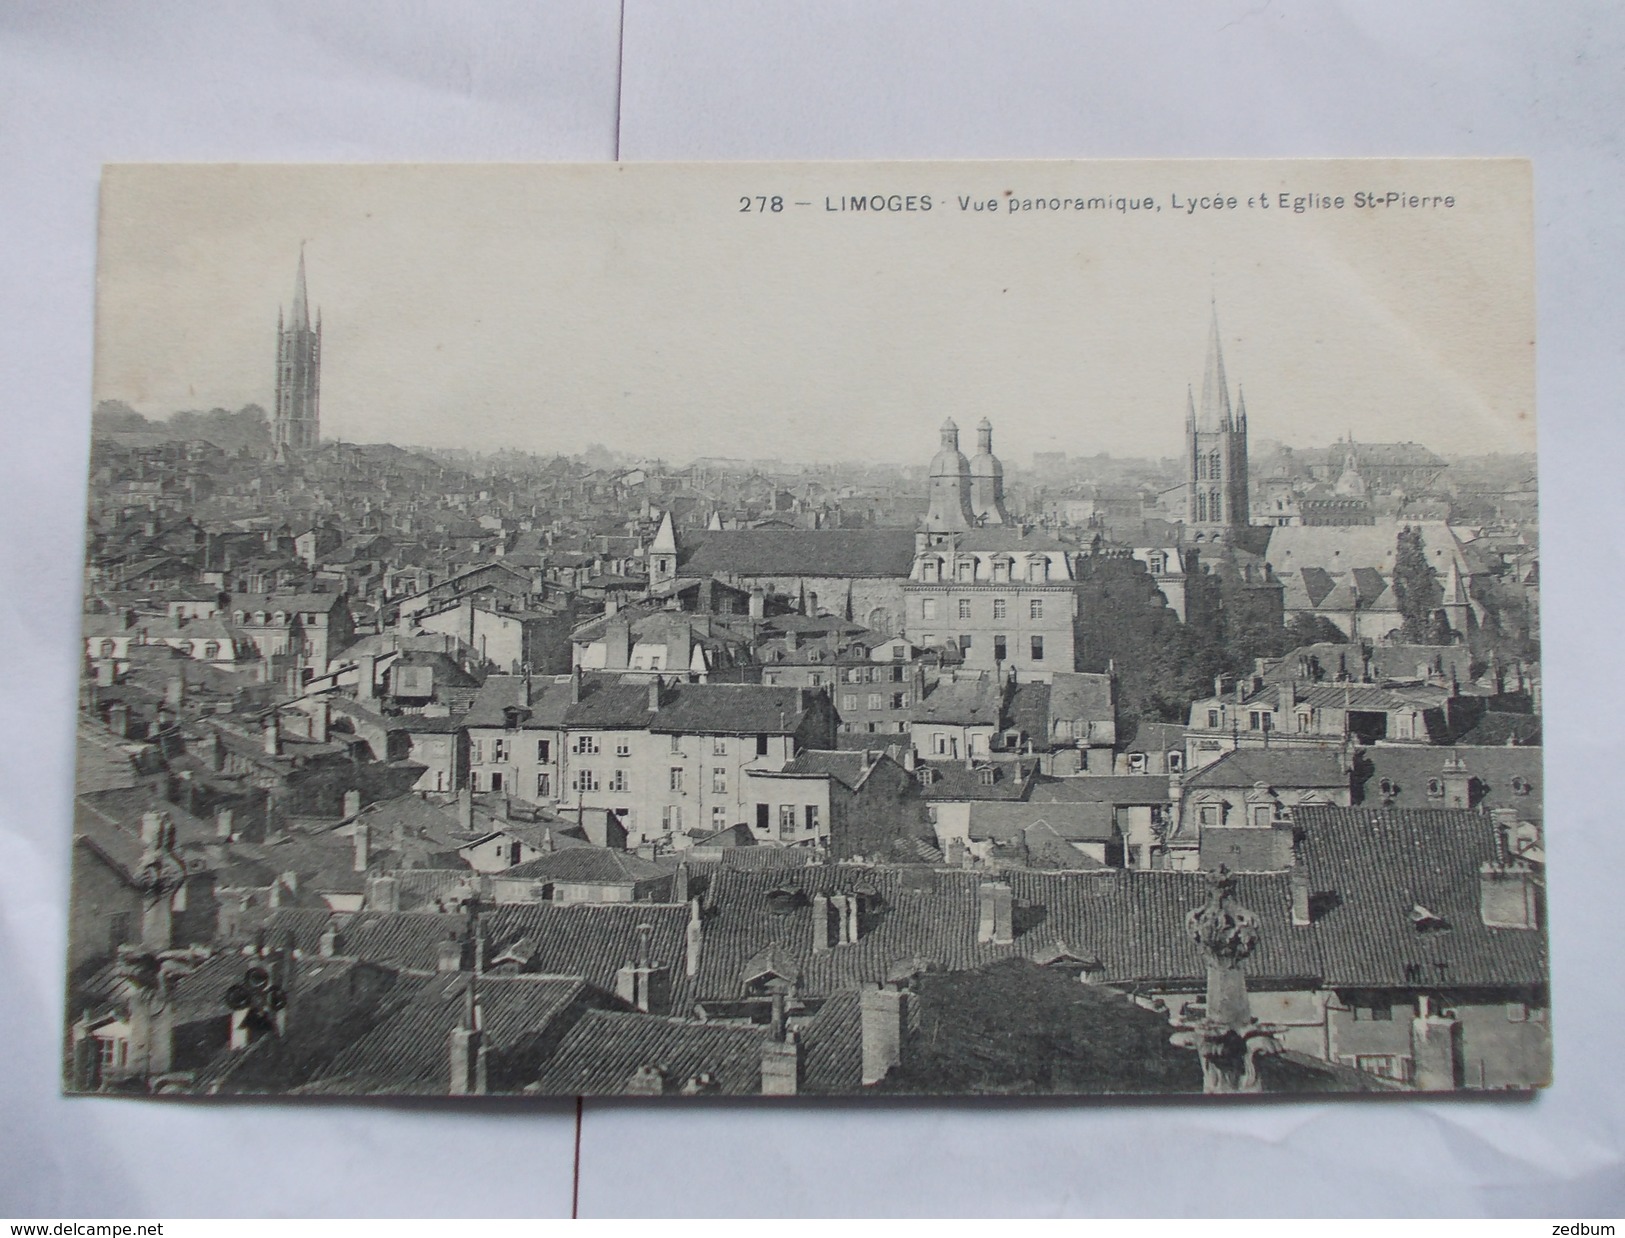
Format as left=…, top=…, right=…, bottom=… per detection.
left=760, top=750, right=877, bottom=791
left=1047, top=673, right=1115, bottom=723
left=1294, top=806, right=1547, bottom=989
left=647, top=683, right=816, bottom=736
left=681, top=529, right=917, bottom=578
left=1029, top=775, right=1170, bottom=805
left=915, top=759, right=1036, bottom=801
left=500, top=848, right=670, bottom=884
left=966, top=801, right=1118, bottom=844
left=1182, top=748, right=1350, bottom=791
left=464, top=673, right=580, bottom=729
left=528, top=1009, right=768, bottom=1096
left=915, top=676, right=1004, bottom=726
left=1354, top=746, right=1543, bottom=822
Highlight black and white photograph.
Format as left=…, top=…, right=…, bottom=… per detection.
left=65, top=158, right=1545, bottom=1102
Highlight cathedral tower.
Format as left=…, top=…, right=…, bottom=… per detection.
left=1185, top=307, right=1249, bottom=541
left=274, top=248, right=321, bottom=454
left=968, top=417, right=1010, bottom=525
left=924, top=418, right=977, bottom=533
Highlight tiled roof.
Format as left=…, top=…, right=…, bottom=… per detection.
left=527, top=1009, right=767, bottom=1097
left=681, top=529, right=917, bottom=578
left=797, top=990, right=864, bottom=1094
left=1295, top=806, right=1547, bottom=988
left=302, top=974, right=587, bottom=1096
left=691, top=866, right=1318, bottom=1002
left=264, top=901, right=696, bottom=1007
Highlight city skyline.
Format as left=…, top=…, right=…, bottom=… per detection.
left=93, top=161, right=1536, bottom=463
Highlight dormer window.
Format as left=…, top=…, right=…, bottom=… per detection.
left=916, top=767, right=936, bottom=786
left=1128, top=753, right=1147, bottom=774
left=1426, top=778, right=1444, bottom=798
left=978, top=766, right=997, bottom=786
left=1378, top=778, right=1396, bottom=797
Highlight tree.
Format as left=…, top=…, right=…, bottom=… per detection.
left=1391, top=526, right=1441, bottom=642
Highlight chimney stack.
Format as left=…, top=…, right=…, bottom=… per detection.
left=685, top=898, right=704, bottom=978
left=760, top=988, right=800, bottom=1096
left=648, top=678, right=662, bottom=711
left=749, top=588, right=766, bottom=621
left=357, top=654, right=376, bottom=702
left=571, top=665, right=584, bottom=705
left=977, top=881, right=1014, bottom=945
left=625, top=1065, right=667, bottom=1096
left=811, top=893, right=833, bottom=953
left=1290, top=862, right=1312, bottom=927
left=166, top=677, right=186, bottom=710
left=437, top=937, right=466, bottom=972
left=1479, top=860, right=1540, bottom=929
left=458, top=785, right=474, bottom=833
left=108, top=702, right=131, bottom=739
left=366, top=874, right=400, bottom=911
left=1442, top=752, right=1472, bottom=809
left=447, top=980, right=487, bottom=1096
left=311, top=700, right=330, bottom=744
left=614, top=925, right=673, bottom=1014
left=343, top=789, right=363, bottom=819
left=318, top=919, right=342, bottom=957
left=859, top=986, right=907, bottom=1086
left=95, top=659, right=117, bottom=688
left=263, top=713, right=282, bottom=757
left=215, top=807, right=235, bottom=839
left=1410, top=994, right=1462, bottom=1092
left=352, top=818, right=371, bottom=872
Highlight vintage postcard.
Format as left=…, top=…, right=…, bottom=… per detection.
left=68, top=159, right=1543, bottom=1099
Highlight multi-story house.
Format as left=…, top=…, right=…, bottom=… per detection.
left=902, top=532, right=1079, bottom=681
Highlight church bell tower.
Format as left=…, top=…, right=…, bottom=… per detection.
left=1185, top=306, right=1249, bottom=542
left=273, top=248, right=321, bottom=454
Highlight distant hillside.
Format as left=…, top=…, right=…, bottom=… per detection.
left=93, top=400, right=271, bottom=453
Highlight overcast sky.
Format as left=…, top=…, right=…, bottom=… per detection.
left=93, top=160, right=1536, bottom=464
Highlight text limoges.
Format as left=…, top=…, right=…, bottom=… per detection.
left=825, top=194, right=933, bottom=212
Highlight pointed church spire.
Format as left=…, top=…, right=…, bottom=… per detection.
left=1186, top=385, right=1197, bottom=431
left=1198, top=304, right=1233, bottom=431
left=290, top=244, right=310, bottom=330
left=1235, top=385, right=1248, bottom=431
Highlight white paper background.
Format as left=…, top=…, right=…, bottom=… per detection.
left=2, top=0, right=1621, bottom=1218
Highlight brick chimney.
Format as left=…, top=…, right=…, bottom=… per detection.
left=977, top=881, right=1014, bottom=945
left=614, top=924, right=673, bottom=1014
left=1479, top=860, right=1540, bottom=929
left=860, top=985, right=907, bottom=1086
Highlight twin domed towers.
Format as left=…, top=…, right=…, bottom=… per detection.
left=924, top=417, right=1010, bottom=532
